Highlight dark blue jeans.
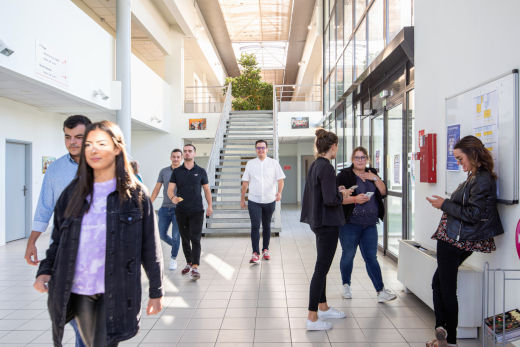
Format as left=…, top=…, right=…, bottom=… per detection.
left=70, top=319, right=86, bottom=347
left=158, top=206, right=181, bottom=258
left=338, top=223, right=384, bottom=292
left=247, top=200, right=276, bottom=254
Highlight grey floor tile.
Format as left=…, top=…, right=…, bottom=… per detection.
left=291, top=328, right=330, bottom=343
left=222, top=317, right=256, bottom=329
left=253, top=329, right=292, bottom=343
left=217, top=329, right=255, bottom=342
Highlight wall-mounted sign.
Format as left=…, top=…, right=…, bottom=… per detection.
left=42, top=156, right=56, bottom=174
left=291, top=116, right=309, bottom=129
left=189, top=118, right=207, bottom=130
left=35, top=41, right=68, bottom=87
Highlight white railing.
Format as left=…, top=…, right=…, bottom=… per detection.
left=202, top=83, right=232, bottom=223
left=273, top=84, right=322, bottom=112
left=184, top=85, right=227, bottom=113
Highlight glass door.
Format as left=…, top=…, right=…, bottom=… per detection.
left=386, top=103, right=403, bottom=255
left=371, top=111, right=385, bottom=247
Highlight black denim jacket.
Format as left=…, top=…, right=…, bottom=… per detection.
left=37, top=180, right=163, bottom=346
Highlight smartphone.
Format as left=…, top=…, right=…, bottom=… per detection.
left=365, top=192, right=375, bottom=198
left=349, top=185, right=358, bottom=190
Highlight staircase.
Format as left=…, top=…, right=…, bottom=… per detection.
left=204, top=110, right=281, bottom=235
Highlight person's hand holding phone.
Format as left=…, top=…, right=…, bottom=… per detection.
left=355, top=194, right=370, bottom=204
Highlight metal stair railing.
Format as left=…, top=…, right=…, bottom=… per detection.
left=202, top=83, right=232, bottom=229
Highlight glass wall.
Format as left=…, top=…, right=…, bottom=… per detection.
left=323, top=0, right=413, bottom=115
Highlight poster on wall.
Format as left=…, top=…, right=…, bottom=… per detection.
left=35, top=41, right=68, bottom=87
left=189, top=118, right=207, bottom=130
left=42, top=156, right=56, bottom=174
left=473, top=91, right=499, bottom=176
left=447, top=124, right=460, bottom=171
left=393, top=154, right=401, bottom=185
left=291, top=117, right=309, bottom=129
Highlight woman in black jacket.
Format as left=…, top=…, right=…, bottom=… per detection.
left=301, top=129, right=351, bottom=331
left=426, top=135, right=503, bottom=347
left=336, top=146, right=396, bottom=303
left=34, top=121, right=163, bottom=347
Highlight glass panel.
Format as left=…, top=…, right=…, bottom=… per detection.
left=330, top=11, right=336, bottom=74
left=330, top=69, right=336, bottom=109
left=324, top=80, right=329, bottom=113
left=337, top=54, right=344, bottom=99
left=336, top=0, right=344, bottom=54
left=336, top=107, right=345, bottom=170
left=325, top=24, right=330, bottom=75
left=387, top=195, right=402, bottom=255
left=355, top=102, right=361, bottom=146
left=388, top=0, right=412, bottom=42
left=344, top=0, right=353, bottom=41
left=344, top=41, right=353, bottom=88
left=354, top=17, right=367, bottom=80
left=355, top=0, right=366, bottom=25
left=387, top=104, right=403, bottom=192
left=367, top=0, right=384, bottom=65
left=407, top=90, right=415, bottom=241
left=361, top=116, right=370, bottom=149
left=345, top=95, right=354, bottom=166
left=325, top=0, right=330, bottom=22
left=372, top=114, right=384, bottom=178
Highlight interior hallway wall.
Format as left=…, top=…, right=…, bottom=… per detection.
left=414, top=0, right=520, bottom=309
left=0, top=98, right=66, bottom=245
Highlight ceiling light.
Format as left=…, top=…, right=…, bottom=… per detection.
left=298, top=60, right=306, bottom=66
left=307, top=24, right=313, bottom=30
left=0, top=40, right=14, bottom=56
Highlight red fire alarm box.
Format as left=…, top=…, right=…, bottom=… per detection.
left=417, top=131, right=437, bottom=183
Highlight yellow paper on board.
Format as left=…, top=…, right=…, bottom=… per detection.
left=484, top=109, right=491, bottom=118
left=477, top=104, right=482, bottom=113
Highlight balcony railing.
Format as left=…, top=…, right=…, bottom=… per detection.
left=273, top=84, right=322, bottom=112
left=184, top=85, right=227, bottom=113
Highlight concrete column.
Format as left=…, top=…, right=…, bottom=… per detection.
left=116, top=0, right=132, bottom=151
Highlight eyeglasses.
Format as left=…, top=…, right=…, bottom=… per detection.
left=256, top=147, right=267, bottom=151
left=353, top=155, right=367, bottom=161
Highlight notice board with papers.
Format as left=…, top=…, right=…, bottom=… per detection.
left=445, top=70, right=519, bottom=204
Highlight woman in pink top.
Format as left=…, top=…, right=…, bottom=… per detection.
left=34, top=121, right=163, bottom=347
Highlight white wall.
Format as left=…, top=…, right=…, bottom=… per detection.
left=415, top=0, right=520, bottom=311
left=0, top=98, right=68, bottom=245
left=0, top=0, right=114, bottom=109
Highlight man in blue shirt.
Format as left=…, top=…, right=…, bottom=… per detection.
left=24, top=115, right=91, bottom=347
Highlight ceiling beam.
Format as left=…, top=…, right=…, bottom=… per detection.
left=196, top=0, right=240, bottom=77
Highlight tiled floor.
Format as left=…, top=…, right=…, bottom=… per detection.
left=0, top=206, right=484, bottom=347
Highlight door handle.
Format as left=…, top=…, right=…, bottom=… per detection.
left=22, top=185, right=27, bottom=196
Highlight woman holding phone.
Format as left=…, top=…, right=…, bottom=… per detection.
left=336, top=146, right=396, bottom=302
left=426, top=135, right=503, bottom=347
left=34, top=121, right=163, bottom=347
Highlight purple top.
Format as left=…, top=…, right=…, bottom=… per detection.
left=71, top=178, right=116, bottom=295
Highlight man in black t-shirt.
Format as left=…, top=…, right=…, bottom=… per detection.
left=167, top=144, right=212, bottom=280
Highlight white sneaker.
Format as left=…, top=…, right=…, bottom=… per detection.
left=342, top=283, right=352, bottom=299
left=169, top=258, right=178, bottom=270
left=306, top=319, right=332, bottom=331
left=377, top=288, right=397, bottom=302
left=318, top=307, right=346, bottom=319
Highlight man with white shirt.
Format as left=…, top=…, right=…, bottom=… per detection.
left=240, top=139, right=285, bottom=263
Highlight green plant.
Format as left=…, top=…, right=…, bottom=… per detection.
left=225, top=53, right=273, bottom=110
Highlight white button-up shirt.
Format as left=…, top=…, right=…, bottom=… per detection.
left=242, top=157, right=286, bottom=203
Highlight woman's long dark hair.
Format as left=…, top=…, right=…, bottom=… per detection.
left=454, top=135, right=497, bottom=180
left=65, top=121, right=141, bottom=218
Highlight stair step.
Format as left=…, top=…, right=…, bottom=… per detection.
left=221, top=147, right=257, bottom=152
left=215, top=165, right=246, bottom=169
left=225, top=134, right=274, bottom=137
left=211, top=185, right=240, bottom=189
left=219, top=153, right=260, bottom=158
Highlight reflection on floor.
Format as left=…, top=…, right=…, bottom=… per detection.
left=0, top=205, right=484, bottom=346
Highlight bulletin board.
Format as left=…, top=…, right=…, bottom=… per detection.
left=445, top=70, right=519, bottom=204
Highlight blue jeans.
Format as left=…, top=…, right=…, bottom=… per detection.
left=70, top=319, right=86, bottom=347
left=158, top=206, right=181, bottom=258
left=247, top=200, right=276, bottom=254
left=338, top=223, right=384, bottom=292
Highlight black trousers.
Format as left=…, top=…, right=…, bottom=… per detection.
left=308, top=226, right=339, bottom=312
left=432, top=240, right=472, bottom=344
left=247, top=200, right=276, bottom=254
left=175, top=210, right=204, bottom=266
left=70, top=293, right=118, bottom=347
